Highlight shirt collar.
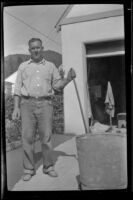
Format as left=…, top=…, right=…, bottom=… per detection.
left=28, top=57, right=45, bottom=65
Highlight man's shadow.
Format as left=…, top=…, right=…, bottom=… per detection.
left=34, top=150, right=77, bottom=171
left=51, top=150, right=77, bottom=164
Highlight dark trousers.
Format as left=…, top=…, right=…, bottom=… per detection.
left=20, top=98, right=53, bottom=174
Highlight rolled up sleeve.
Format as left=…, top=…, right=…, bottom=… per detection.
left=14, top=66, right=23, bottom=96
left=51, top=65, right=63, bottom=91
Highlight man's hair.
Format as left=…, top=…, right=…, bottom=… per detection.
left=28, top=38, right=42, bottom=46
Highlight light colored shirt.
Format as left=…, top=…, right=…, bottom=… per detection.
left=14, top=58, right=63, bottom=97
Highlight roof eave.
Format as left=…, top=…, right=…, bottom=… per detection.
left=55, top=7, right=124, bottom=32
left=55, top=5, right=73, bottom=32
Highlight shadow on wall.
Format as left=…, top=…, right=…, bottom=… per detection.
left=76, top=175, right=82, bottom=190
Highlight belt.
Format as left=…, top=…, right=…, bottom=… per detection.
left=21, top=95, right=52, bottom=101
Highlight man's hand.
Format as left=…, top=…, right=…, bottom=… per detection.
left=59, top=65, right=65, bottom=79
left=67, top=68, right=76, bottom=82
left=12, top=107, right=21, bottom=120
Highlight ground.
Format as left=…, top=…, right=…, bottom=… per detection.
left=6, top=133, right=74, bottom=190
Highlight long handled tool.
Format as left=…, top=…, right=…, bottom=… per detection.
left=73, top=78, right=90, bottom=134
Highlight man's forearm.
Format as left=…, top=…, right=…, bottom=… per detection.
left=53, top=78, right=70, bottom=91
left=14, top=95, right=21, bottom=109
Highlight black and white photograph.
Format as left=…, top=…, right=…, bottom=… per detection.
left=1, top=2, right=132, bottom=197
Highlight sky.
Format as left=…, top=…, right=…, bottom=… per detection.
left=3, top=5, right=69, bottom=57
left=3, top=4, right=125, bottom=57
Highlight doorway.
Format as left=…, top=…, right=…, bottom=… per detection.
left=87, top=55, right=126, bottom=125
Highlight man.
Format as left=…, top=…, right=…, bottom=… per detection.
left=12, top=38, right=76, bottom=181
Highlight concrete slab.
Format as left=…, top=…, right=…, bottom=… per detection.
left=12, top=137, right=80, bottom=191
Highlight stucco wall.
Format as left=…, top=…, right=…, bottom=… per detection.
left=61, top=15, right=124, bottom=135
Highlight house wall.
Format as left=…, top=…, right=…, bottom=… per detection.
left=61, top=15, right=124, bottom=135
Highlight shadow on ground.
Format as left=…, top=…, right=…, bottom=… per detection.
left=52, top=150, right=77, bottom=164
left=35, top=150, right=77, bottom=171
left=34, top=134, right=75, bottom=171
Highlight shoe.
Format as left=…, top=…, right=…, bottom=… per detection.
left=22, top=173, right=35, bottom=181
left=43, top=167, right=58, bottom=177
left=46, top=170, right=58, bottom=177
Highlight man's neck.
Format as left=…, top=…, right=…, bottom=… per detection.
left=31, top=56, right=44, bottom=63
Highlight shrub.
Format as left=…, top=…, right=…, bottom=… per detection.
left=5, top=96, right=21, bottom=142
left=52, top=93, right=64, bottom=134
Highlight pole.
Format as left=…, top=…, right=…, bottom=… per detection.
left=110, top=114, right=112, bottom=127
left=73, top=79, right=89, bottom=134
left=109, top=114, right=113, bottom=131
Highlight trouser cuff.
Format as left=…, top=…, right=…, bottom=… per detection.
left=24, top=169, right=35, bottom=175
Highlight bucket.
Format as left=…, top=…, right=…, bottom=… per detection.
left=76, top=132, right=127, bottom=190
left=117, top=113, right=126, bottom=128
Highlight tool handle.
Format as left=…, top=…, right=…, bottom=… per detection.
left=73, top=78, right=88, bottom=134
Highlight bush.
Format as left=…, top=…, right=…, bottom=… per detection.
left=5, top=96, right=21, bottom=142
left=52, top=93, right=64, bottom=134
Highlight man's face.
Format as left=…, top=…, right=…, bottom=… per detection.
left=29, top=40, right=44, bottom=61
